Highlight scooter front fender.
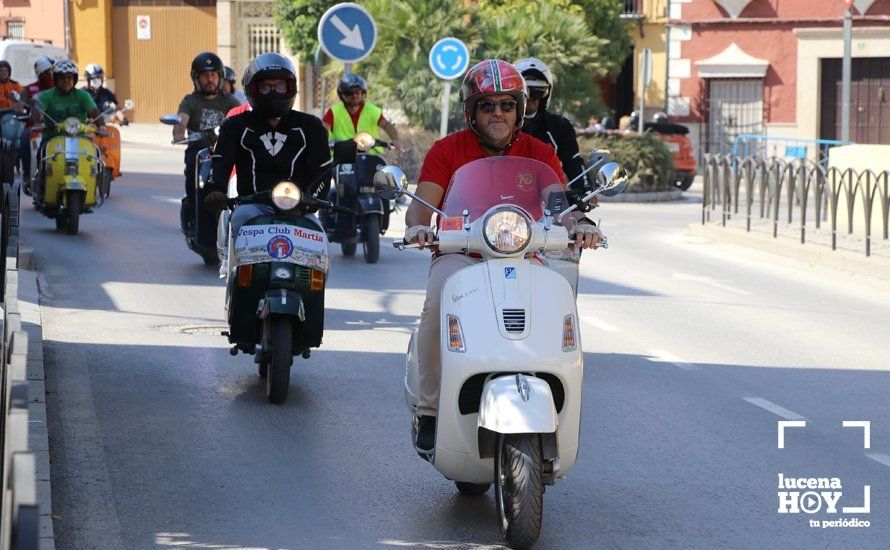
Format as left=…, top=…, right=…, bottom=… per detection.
left=478, top=375, right=557, bottom=434
left=257, top=289, right=306, bottom=321
left=356, top=194, right=384, bottom=216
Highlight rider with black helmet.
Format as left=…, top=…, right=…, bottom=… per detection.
left=173, top=51, right=240, bottom=234
left=204, top=52, right=331, bottom=237
left=84, top=64, right=128, bottom=125
left=514, top=57, right=590, bottom=190
left=322, top=73, right=400, bottom=153
left=221, top=66, right=247, bottom=105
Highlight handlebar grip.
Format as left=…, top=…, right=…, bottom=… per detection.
left=332, top=204, right=355, bottom=215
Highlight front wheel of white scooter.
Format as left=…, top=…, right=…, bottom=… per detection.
left=495, top=433, right=543, bottom=549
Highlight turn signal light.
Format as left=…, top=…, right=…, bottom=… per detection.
left=447, top=314, right=466, bottom=352
left=237, top=264, right=253, bottom=287
left=310, top=269, right=325, bottom=291
left=562, top=314, right=577, bottom=352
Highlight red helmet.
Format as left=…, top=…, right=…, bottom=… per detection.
left=460, top=59, right=528, bottom=135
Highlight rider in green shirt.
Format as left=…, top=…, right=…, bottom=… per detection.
left=32, top=59, right=104, bottom=139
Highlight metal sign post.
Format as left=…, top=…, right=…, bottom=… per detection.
left=440, top=81, right=452, bottom=138
left=841, top=3, right=853, bottom=144
left=639, top=48, right=653, bottom=135
left=428, top=37, right=470, bottom=138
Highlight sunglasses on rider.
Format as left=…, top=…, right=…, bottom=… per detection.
left=528, top=88, right=549, bottom=101
left=344, top=88, right=365, bottom=97
left=254, top=81, right=291, bottom=95
left=476, top=100, right=517, bottom=114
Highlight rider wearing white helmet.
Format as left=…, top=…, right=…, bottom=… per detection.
left=514, top=57, right=590, bottom=190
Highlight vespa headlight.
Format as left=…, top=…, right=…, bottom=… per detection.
left=271, top=181, right=302, bottom=210
left=483, top=207, right=531, bottom=255
left=354, top=132, right=375, bottom=151
left=63, top=117, right=81, bottom=136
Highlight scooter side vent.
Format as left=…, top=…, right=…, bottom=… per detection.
left=502, top=309, right=526, bottom=333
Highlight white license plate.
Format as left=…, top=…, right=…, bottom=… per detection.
left=667, top=142, right=680, bottom=153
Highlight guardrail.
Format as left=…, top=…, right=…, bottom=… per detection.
left=0, top=180, right=38, bottom=549
left=702, top=154, right=890, bottom=257
left=731, top=134, right=846, bottom=167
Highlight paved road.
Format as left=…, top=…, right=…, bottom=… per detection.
left=24, top=126, right=890, bottom=549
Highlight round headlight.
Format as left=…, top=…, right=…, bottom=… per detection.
left=63, top=117, right=81, bottom=136
left=271, top=181, right=302, bottom=210
left=483, top=208, right=531, bottom=255
left=354, top=132, right=375, bottom=151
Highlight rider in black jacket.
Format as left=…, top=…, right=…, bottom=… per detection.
left=514, top=57, right=590, bottom=190
left=205, top=53, right=331, bottom=235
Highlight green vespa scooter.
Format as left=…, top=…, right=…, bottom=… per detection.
left=221, top=143, right=356, bottom=404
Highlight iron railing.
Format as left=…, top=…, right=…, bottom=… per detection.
left=619, top=0, right=644, bottom=17
left=702, top=155, right=890, bottom=257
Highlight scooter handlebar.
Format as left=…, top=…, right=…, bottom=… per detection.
left=393, top=239, right=438, bottom=250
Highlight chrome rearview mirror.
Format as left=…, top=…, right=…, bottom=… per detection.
left=373, top=165, right=408, bottom=200
left=596, top=162, right=629, bottom=197
left=159, top=114, right=181, bottom=125
left=123, top=99, right=134, bottom=111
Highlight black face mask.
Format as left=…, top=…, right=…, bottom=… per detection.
left=252, top=91, right=295, bottom=119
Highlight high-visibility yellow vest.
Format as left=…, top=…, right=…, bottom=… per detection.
left=331, top=102, right=383, bottom=154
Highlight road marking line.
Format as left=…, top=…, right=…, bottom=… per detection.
left=866, top=453, right=890, bottom=468
left=646, top=349, right=696, bottom=371
left=582, top=316, right=620, bottom=332
left=151, top=195, right=181, bottom=205
left=673, top=272, right=752, bottom=295
left=743, top=397, right=806, bottom=421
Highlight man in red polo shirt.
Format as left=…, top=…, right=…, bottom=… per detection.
left=405, top=59, right=603, bottom=452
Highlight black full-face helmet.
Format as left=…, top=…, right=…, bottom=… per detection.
left=337, top=74, right=367, bottom=102
left=224, top=66, right=237, bottom=90
left=242, top=53, right=297, bottom=119
left=190, top=51, right=224, bottom=95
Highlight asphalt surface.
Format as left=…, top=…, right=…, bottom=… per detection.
left=23, top=125, right=890, bottom=549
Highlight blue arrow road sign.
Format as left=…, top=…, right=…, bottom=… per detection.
left=429, top=37, right=470, bottom=80
left=317, top=3, right=377, bottom=63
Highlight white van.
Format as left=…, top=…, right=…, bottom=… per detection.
left=0, top=40, right=67, bottom=84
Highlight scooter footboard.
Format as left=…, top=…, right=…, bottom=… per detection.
left=478, top=375, right=558, bottom=434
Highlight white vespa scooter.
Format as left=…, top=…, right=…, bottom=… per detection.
left=376, top=156, right=627, bottom=549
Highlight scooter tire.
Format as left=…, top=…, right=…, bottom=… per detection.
left=362, top=215, right=380, bottom=264
left=201, top=251, right=219, bottom=267
left=265, top=317, right=293, bottom=405
left=104, top=168, right=113, bottom=198
left=495, top=433, right=543, bottom=550
left=65, top=192, right=82, bottom=235
left=54, top=212, right=67, bottom=232
left=455, top=481, right=491, bottom=496
left=341, top=241, right=357, bottom=257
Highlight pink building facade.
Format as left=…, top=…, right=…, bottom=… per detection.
left=0, top=0, right=65, bottom=48
left=667, top=0, right=890, bottom=156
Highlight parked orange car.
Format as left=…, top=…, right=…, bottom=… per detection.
left=645, top=119, right=697, bottom=191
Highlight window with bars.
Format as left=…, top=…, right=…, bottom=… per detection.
left=6, top=21, right=23, bottom=40
left=248, top=24, right=281, bottom=59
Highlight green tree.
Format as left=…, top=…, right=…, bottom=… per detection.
left=273, top=0, right=340, bottom=62
left=476, top=1, right=612, bottom=121
left=358, top=0, right=478, bottom=131
left=572, top=0, right=633, bottom=77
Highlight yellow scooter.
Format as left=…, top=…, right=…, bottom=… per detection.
left=33, top=114, right=107, bottom=235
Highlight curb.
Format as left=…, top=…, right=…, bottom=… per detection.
left=688, top=223, right=890, bottom=281
left=600, top=189, right=684, bottom=203
left=18, top=269, right=54, bottom=550
left=18, top=246, right=35, bottom=271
